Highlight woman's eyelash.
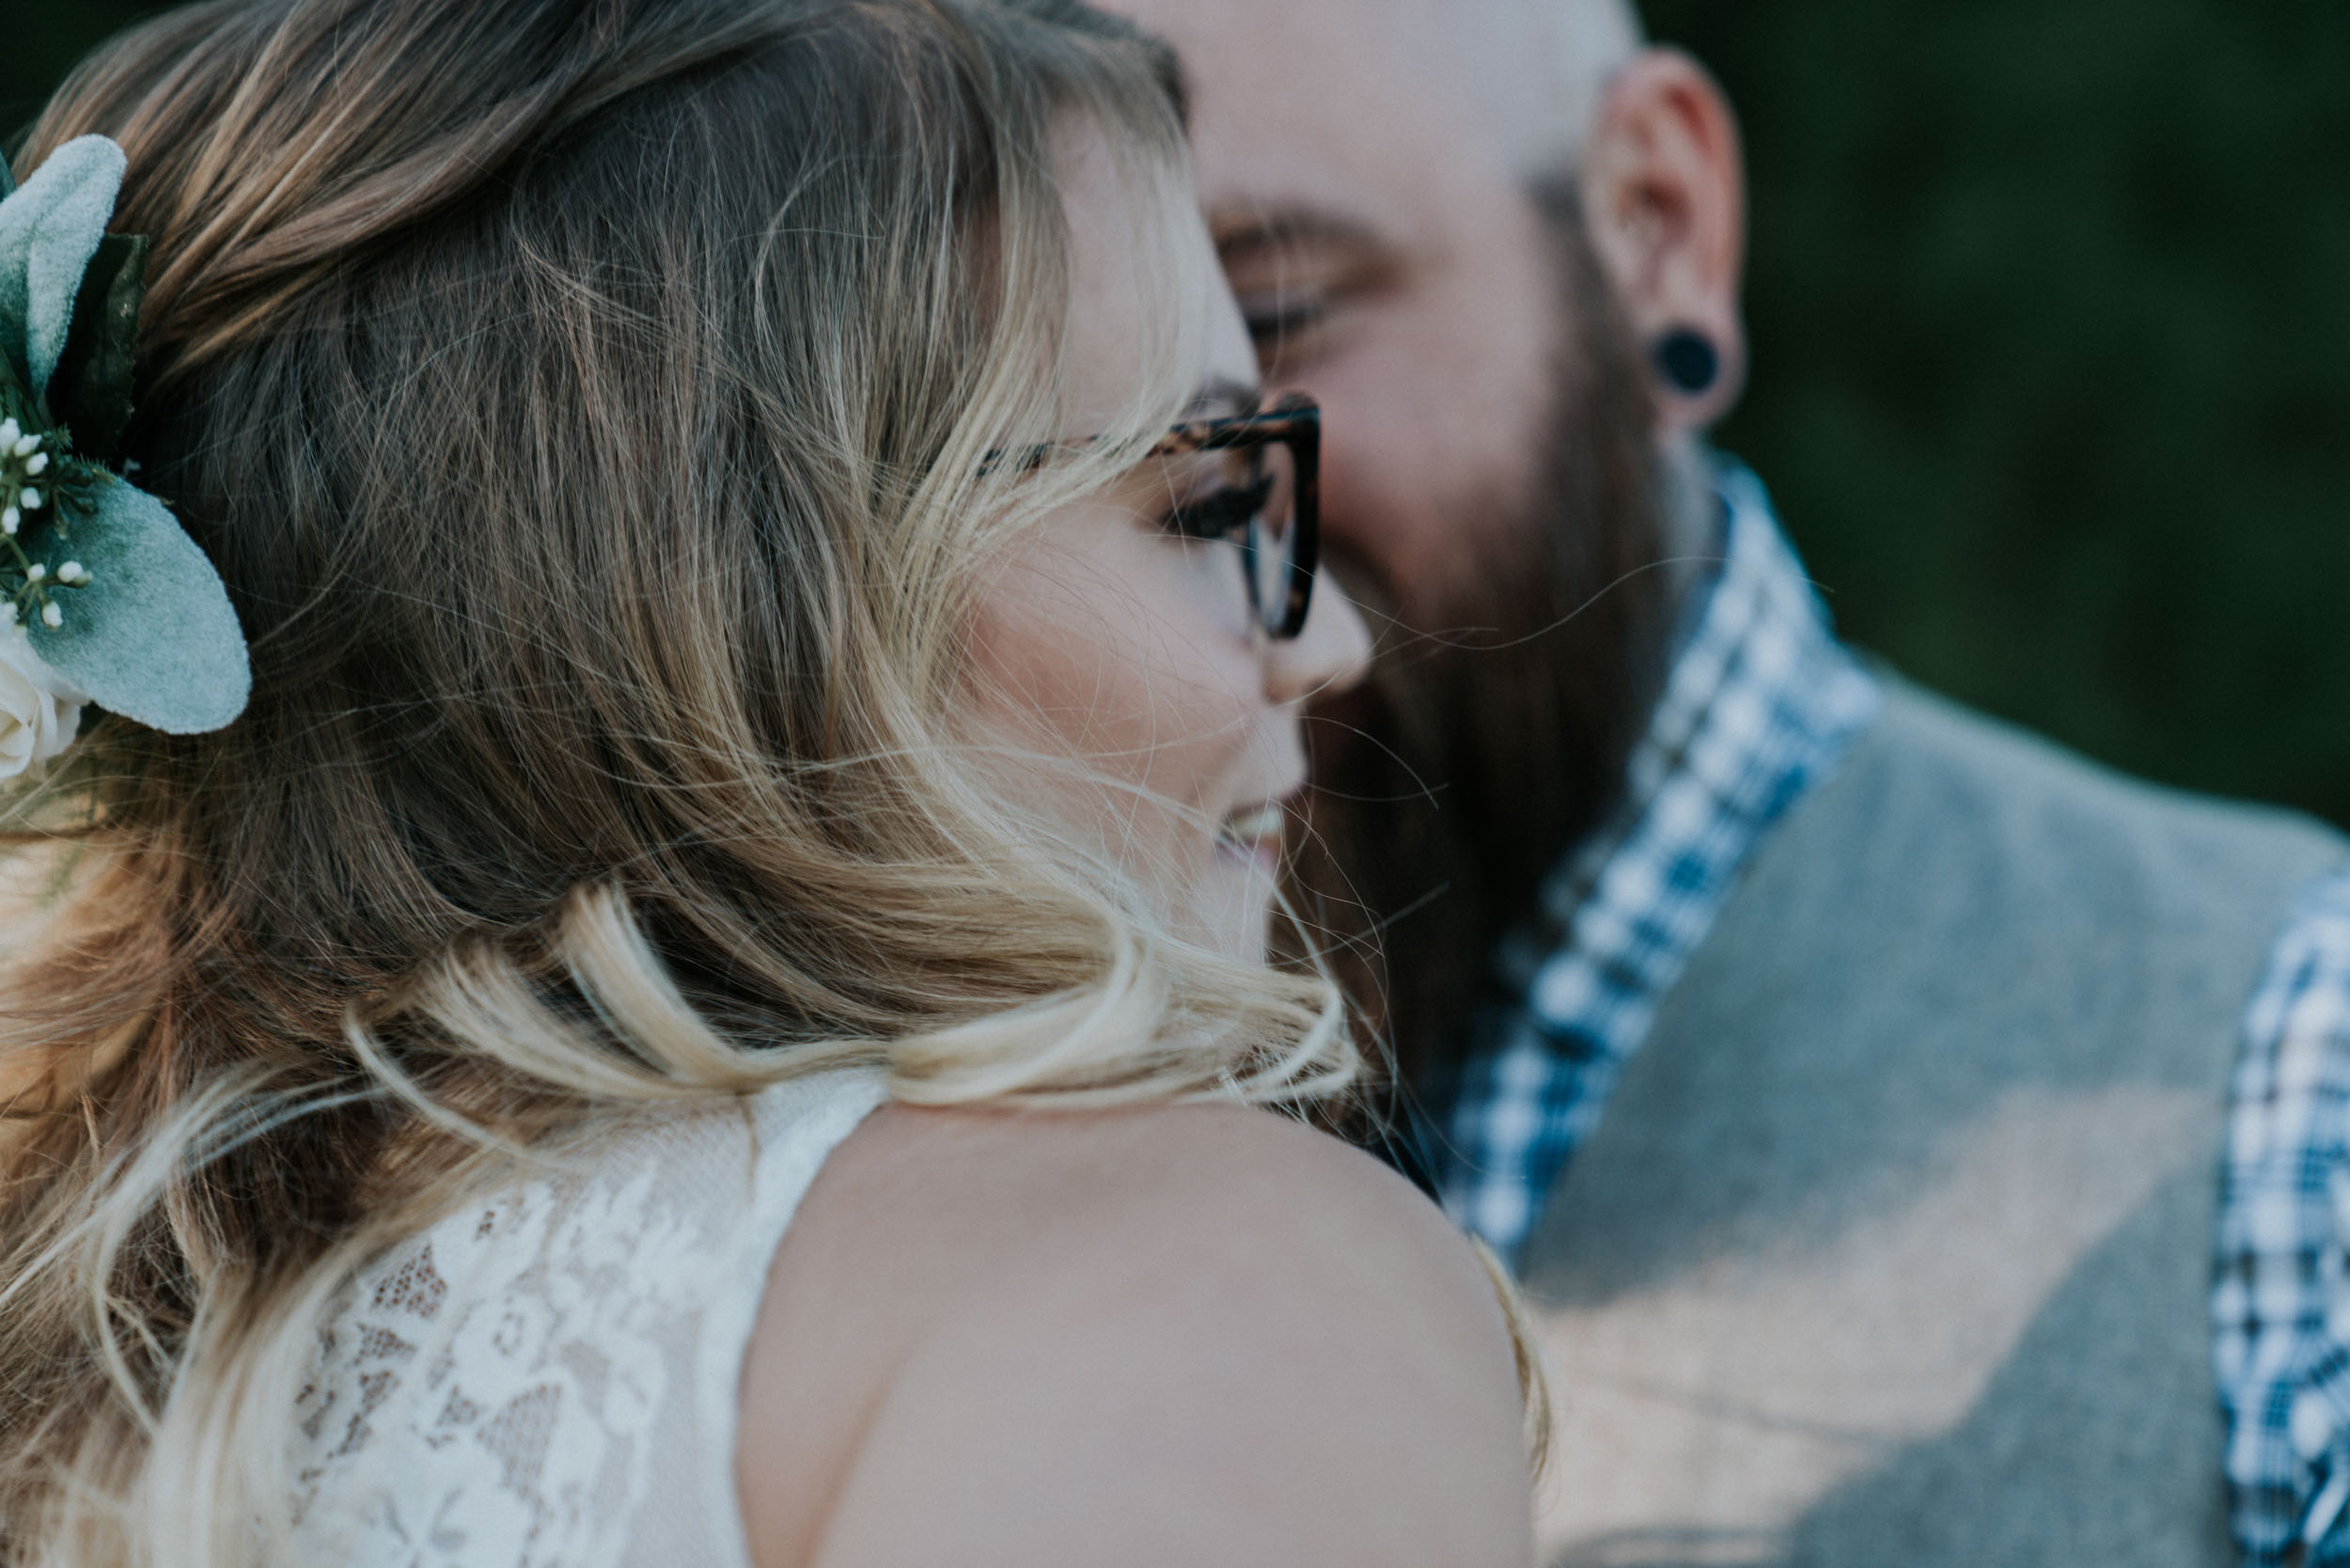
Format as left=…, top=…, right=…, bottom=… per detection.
left=1164, top=475, right=1275, bottom=541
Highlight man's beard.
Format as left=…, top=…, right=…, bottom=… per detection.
left=1287, top=191, right=1674, bottom=1143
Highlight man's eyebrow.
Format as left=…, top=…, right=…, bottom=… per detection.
left=1208, top=203, right=1385, bottom=256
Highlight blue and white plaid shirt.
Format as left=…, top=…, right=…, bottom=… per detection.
left=1436, top=461, right=1879, bottom=1253
left=2219, top=870, right=2350, bottom=1565
left=1435, top=462, right=2350, bottom=1567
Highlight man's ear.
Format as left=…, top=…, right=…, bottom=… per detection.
left=1580, top=49, right=1747, bottom=435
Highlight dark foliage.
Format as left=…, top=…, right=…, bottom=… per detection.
left=3, top=5, right=166, bottom=143
left=1648, top=0, right=2350, bottom=823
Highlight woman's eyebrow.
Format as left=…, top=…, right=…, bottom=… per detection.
left=1182, top=377, right=1263, bottom=420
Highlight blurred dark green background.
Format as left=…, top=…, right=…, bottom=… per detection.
left=12, top=1, right=2350, bottom=823
left=1643, top=0, right=2350, bottom=825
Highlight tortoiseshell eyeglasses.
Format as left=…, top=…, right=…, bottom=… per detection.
left=992, top=392, right=1322, bottom=641
left=1148, top=392, right=1321, bottom=641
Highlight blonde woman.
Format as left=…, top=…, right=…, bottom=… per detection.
left=0, top=1, right=1538, bottom=1564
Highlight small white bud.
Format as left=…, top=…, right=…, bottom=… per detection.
left=26, top=564, right=46, bottom=584
left=19, top=489, right=39, bottom=510
left=0, top=419, right=17, bottom=447
left=11, top=434, right=39, bottom=459
left=24, top=452, right=46, bottom=477
left=0, top=508, right=15, bottom=536
left=57, top=562, right=86, bottom=586
left=41, top=602, right=62, bottom=629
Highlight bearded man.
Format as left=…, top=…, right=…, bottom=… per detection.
left=1106, top=0, right=2350, bottom=1562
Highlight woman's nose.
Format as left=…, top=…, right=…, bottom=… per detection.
left=1263, top=574, right=1372, bottom=707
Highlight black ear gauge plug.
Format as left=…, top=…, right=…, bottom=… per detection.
left=1652, top=327, right=1721, bottom=397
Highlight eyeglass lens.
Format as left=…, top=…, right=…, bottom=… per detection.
left=1215, top=438, right=1298, bottom=637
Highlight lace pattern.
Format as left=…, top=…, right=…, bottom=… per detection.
left=290, top=1070, right=887, bottom=1568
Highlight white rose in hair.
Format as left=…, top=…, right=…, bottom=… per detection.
left=0, top=619, right=86, bottom=780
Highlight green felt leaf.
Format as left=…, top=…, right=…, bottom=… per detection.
left=0, top=136, right=126, bottom=401
left=24, top=476, right=250, bottom=734
left=48, top=234, right=147, bottom=465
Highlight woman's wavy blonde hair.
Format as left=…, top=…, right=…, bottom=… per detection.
left=0, top=1, right=1411, bottom=1561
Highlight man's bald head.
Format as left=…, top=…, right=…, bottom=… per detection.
left=1257, top=0, right=1644, bottom=175
left=1454, top=0, right=1646, bottom=172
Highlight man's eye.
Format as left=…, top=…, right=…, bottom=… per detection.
left=1238, top=291, right=1330, bottom=341
left=1164, top=476, right=1275, bottom=541
left=1235, top=290, right=1332, bottom=363
left=1215, top=223, right=1395, bottom=371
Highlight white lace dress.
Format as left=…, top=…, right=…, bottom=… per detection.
left=288, top=1068, right=888, bottom=1568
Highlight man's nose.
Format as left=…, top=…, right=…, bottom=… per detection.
left=1263, top=575, right=1372, bottom=707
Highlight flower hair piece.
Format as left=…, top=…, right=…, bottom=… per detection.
left=0, top=135, right=248, bottom=777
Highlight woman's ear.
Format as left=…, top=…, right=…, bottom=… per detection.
left=1579, top=48, right=1747, bottom=436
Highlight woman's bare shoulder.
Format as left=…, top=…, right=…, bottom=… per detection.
left=736, top=1100, right=1532, bottom=1568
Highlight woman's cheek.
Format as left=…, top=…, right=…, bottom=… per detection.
left=964, top=520, right=1267, bottom=928
left=1126, top=604, right=1261, bottom=808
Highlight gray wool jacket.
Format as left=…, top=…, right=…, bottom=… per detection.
left=1519, top=674, right=2344, bottom=1568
